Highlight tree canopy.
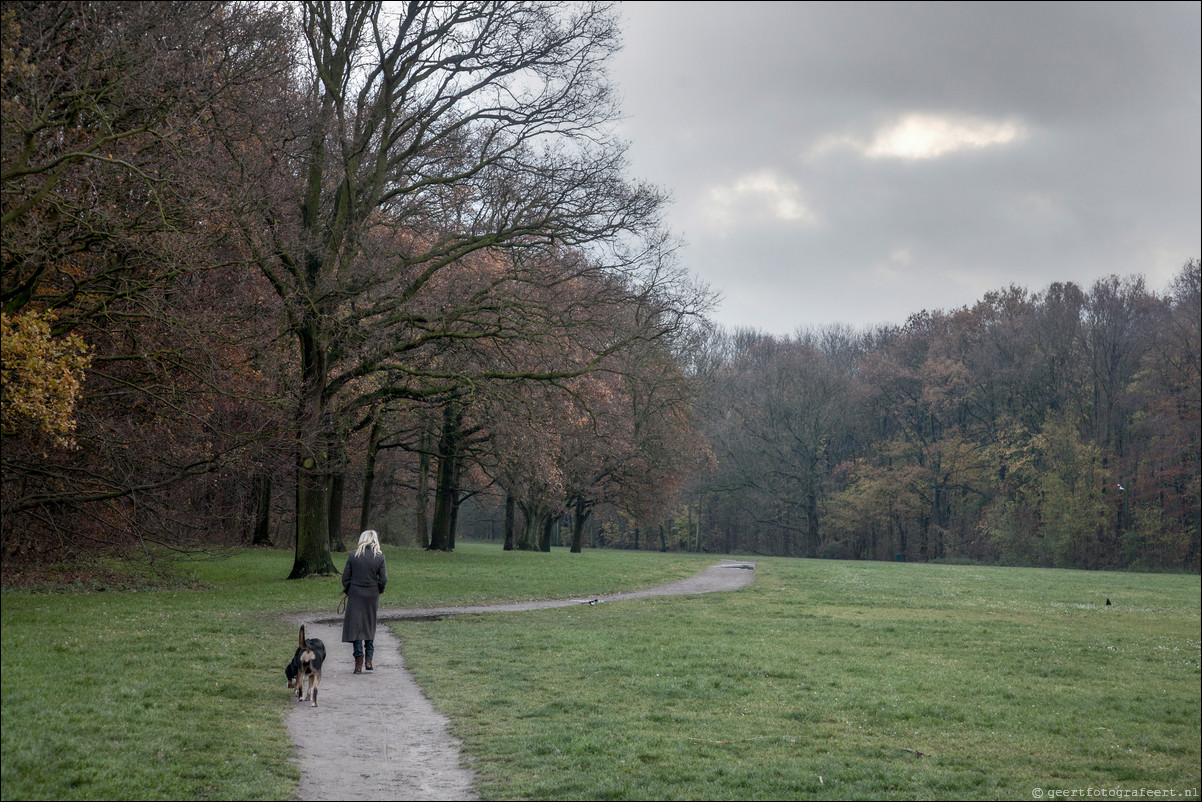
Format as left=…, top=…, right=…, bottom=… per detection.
left=2, top=3, right=1196, bottom=580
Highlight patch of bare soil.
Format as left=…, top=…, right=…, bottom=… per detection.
left=285, top=560, right=755, bottom=801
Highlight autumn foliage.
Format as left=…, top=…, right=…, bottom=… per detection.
left=1, top=3, right=1196, bottom=580
left=686, top=268, right=1200, bottom=572
left=0, top=310, right=90, bottom=449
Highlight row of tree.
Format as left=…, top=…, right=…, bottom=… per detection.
left=3, top=3, right=1197, bottom=578
left=1, top=1, right=710, bottom=579
left=691, top=270, right=1200, bottom=570
left=445, top=266, right=1199, bottom=572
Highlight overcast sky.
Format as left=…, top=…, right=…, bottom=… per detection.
left=607, top=1, right=1201, bottom=335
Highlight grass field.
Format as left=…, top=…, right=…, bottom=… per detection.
left=393, top=557, right=1200, bottom=800
left=2, top=544, right=1198, bottom=800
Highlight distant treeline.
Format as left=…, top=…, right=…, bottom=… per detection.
left=686, top=269, right=1200, bottom=570
left=450, top=269, right=1201, bottom=572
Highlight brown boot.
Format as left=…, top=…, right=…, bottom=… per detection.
left=354, top=657, right=363, bottom=674
left=365, top=659, right=373, bottom=671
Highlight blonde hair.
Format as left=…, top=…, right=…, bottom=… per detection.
left=353, top=529, right=382, bottom=557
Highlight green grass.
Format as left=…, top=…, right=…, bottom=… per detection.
left=2, top=545, right=1198, bottom=800
left=391, top=558, right=1201, bottom=801
left=0, top=544, right=707, bottom=800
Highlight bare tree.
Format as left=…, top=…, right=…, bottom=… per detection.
left=235, top=1, right=673, bottom=576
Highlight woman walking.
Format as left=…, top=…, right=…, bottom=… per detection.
left=341, top=530, right=387, bottom=674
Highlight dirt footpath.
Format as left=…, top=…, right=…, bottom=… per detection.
left=286, top=560, right=756, bottom=801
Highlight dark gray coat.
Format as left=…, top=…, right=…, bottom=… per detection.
left=341, top=549, right=387, bottom=643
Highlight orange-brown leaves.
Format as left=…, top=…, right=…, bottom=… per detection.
left=0, top=309, right=92, bottom=449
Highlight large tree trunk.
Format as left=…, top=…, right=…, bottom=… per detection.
left=570, top=496, right=591, bottom=553
left=290, top=451, right=336, bottom=577
left=428, top=450, right=456, bottom=550
left=289, top=364, right=336, bottom=577
left=359, top=418, right=381, bottom=534
left=429, top=400, right=461, bottom=551
left=327, top=427, right=348, bottom=552
left=517, top=502, right=548, bottom=551
left=327, top=468, right=346, bottom=552
left=287, top=163, right=337, bottom=577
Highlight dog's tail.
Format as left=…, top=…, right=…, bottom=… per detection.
left=299, top=624, right=307, bottom=648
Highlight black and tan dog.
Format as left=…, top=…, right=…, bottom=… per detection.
left=285, top=624, right=325, bottom=707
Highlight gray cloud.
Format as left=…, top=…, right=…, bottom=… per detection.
left=611, top=1, right=1201, bottom=332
